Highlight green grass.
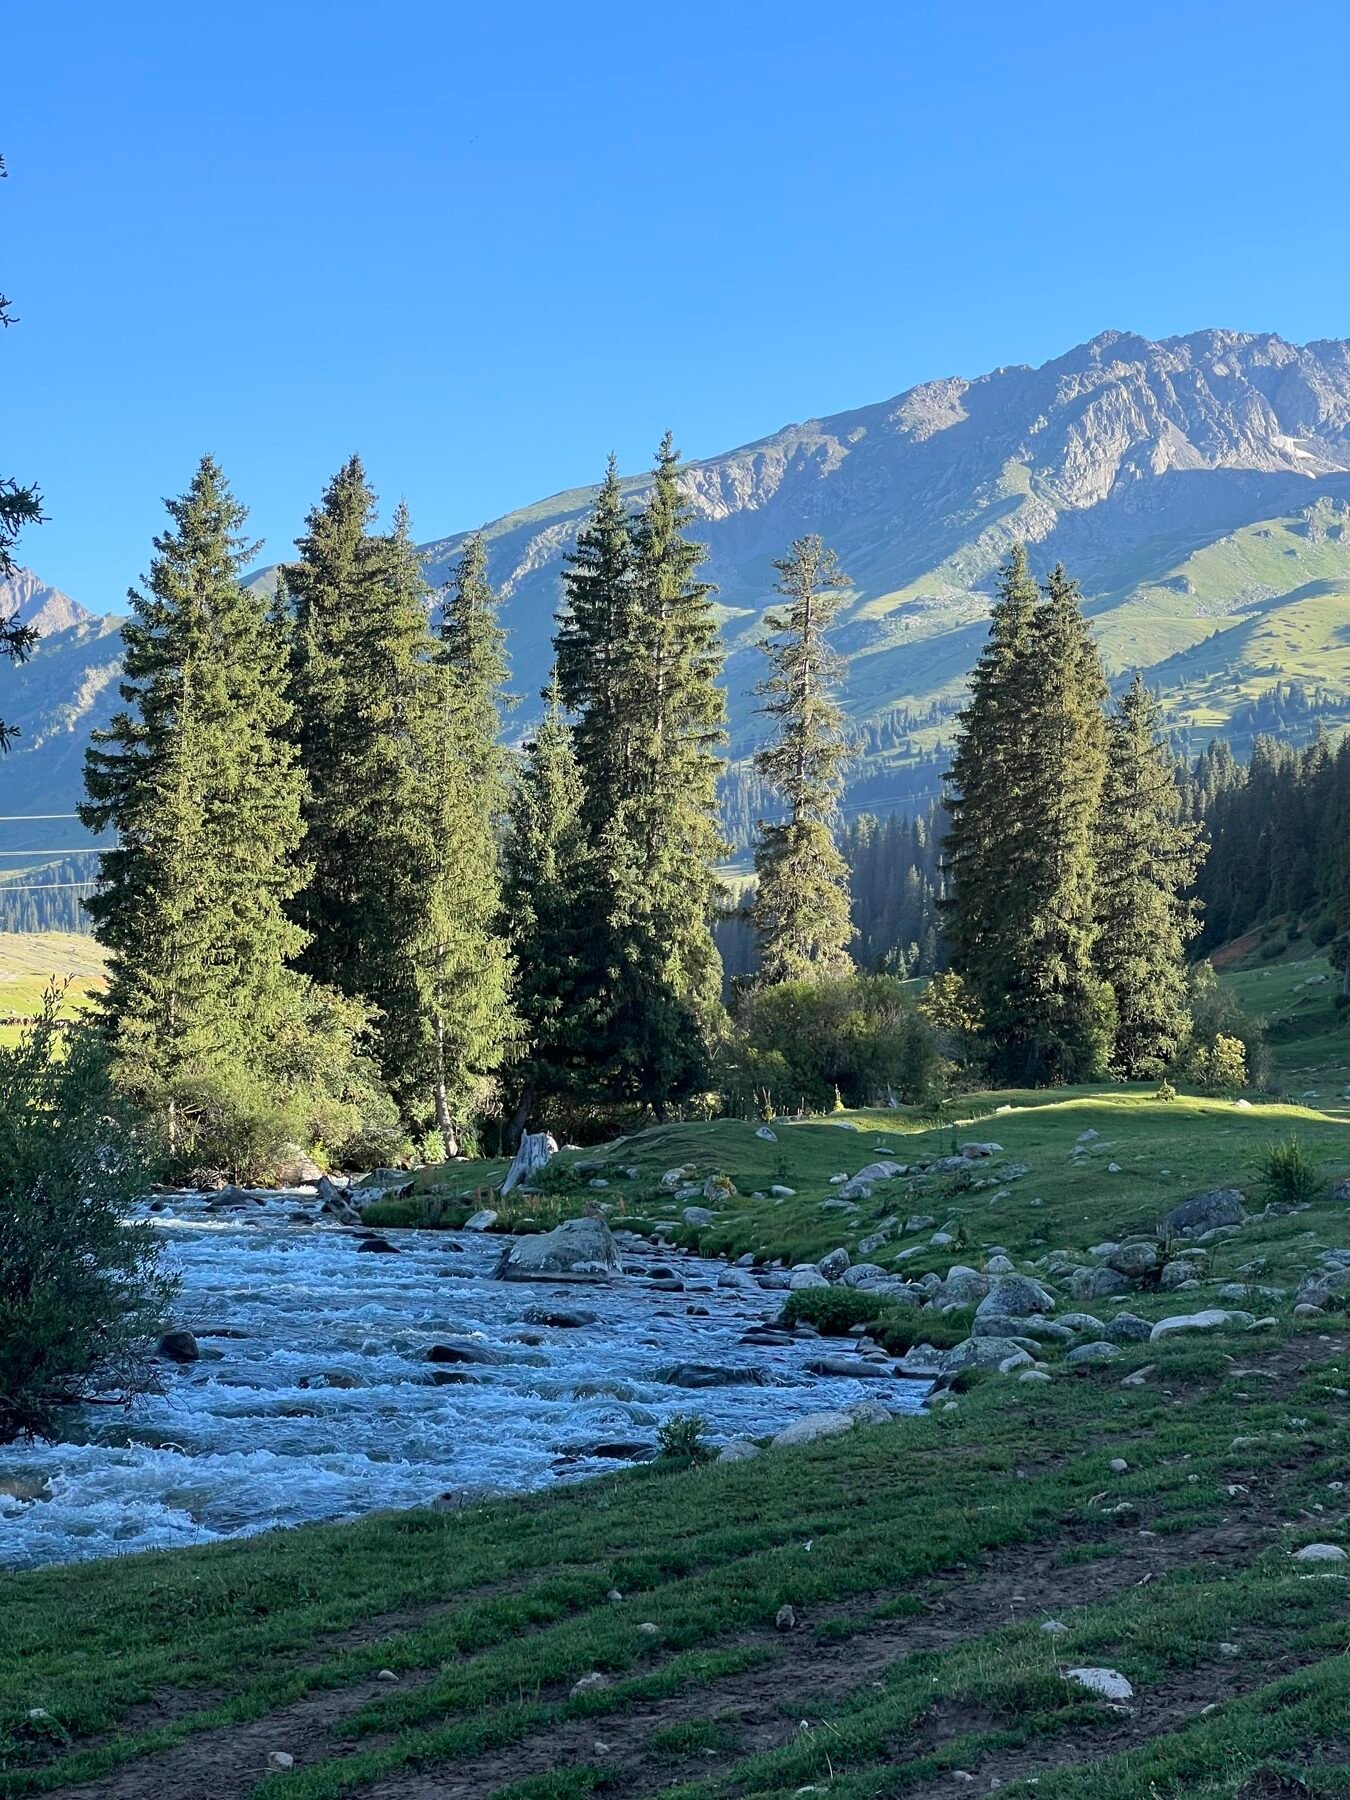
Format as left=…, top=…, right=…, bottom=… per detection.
left=3, top=1072, right=1350, bottom=1796
left=0, top=931, right=106, bottom=1049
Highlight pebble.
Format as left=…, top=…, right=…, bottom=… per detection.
left=776, top=1604, right=798, bottom=1631
left=607, top=1588, right=623, bottom=1603
left=1294, top=1542, right=1346, bottom=1563
left=637, top=1622, right=660, bottom=1635
left=376, top=1668, right=398, bottom=1682
left=570, top=1672, right=611, bottom=1697
left=1040, top=1619, right=1068, bottom=1635
left=267, top=1752, right=295, bottom=1771
left=1109, top=1457, right=1129, bottom=1473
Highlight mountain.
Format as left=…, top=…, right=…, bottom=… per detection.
left=7, top=327, right=1350, bottom=860
left=0, top=569, right=95, bottom=637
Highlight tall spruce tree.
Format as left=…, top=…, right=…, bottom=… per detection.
left=1094, top=675, right=1206, bottom=1076
left=285, top=465, right=438, bottom=1123
left=751, top=535, right=855, bottom=983
left=501, top=672, right=586, bottom=1137
left=552, top=439, right=728, bottom=1113
left=942, top=543, right=1039, bottom=1016
left=80, top=457, right=309, bottom=1154
left=1005, top=563, right=1111, bottom=1083
left=627, top=434, right=727, bottom=1041
left=421, top=532, right=517, bottom=1155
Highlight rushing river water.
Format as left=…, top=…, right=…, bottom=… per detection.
left=0, top=1195, right=929, bottom=1570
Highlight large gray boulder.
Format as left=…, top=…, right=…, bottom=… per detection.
left=772, top=1411, right=856, bottom=1447
left=1164, top=1189, right=1246, bottom=1237
left=494, top=1216, right=622, bottom=1282
left=1104, top=1242, right=1161, bottom=1279
left=932, top=1265, right=990, bottom=1308
left=838, top=1161, right=904, bottom=1200
left=817, top=1247, right=851, bottom=1281
left=976, top=1275, right=1056, bottom=1320
left=1067, top=1266, right=1133, bottom=1302
left=1149, top=1308, right=1255, bottom=1341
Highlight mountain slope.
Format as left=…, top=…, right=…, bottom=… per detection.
left=6, top=328, right=1350, bottom=856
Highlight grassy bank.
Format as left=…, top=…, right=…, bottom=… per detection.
left=3, top=1083, right=1350, bottom=1798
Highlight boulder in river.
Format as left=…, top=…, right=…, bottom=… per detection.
left=158, top=1330, right=199, bottom=1363
left=522, top=1305, right=599, bottom=1329
left=494, top=1216, right=622, bottom=1282
left=664, top=1363, right=767, bottom=1388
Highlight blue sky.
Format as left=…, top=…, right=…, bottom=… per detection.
left=6, top=0, right=1350, bottom=607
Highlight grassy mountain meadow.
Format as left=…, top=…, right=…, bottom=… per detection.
left=6, top=328, right=1350, bottom=857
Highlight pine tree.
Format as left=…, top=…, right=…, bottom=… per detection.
left=751, top=535, right=854, bottom=983
left=420, top=533, right=517, bottom=1154
left=942, top=543, right=1039, bottom=1019
left=1094, top=674, right=1206, bottom=1076
left=626, top=434, right=728, bottom=1042
left=552, top=440, right=728, bottom=1113
left=501, top=672, right=586, bottom=1138
left=285, top=465, right=439, bottom=1123
left=79, top=457, right=310, bottom=1155
left=1005, top=563, right=1111, bottom=1083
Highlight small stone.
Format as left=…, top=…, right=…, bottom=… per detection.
left=775, top=1604, right=797, bottom=1631
left=1019, top=1369, right=1052, bottom=1384
left=376, top=1668, right=398, bottom=1682
left=1065, top=1340, right=1120, bottom=1368
left=1217, top=1642, right=1241, bottom=1658
left=755, top=1126, right=778, bottom=1140
left=607, top=1588, right=623, bottom=1603
left=1107, top=1162, right=1122, bottom=1173
left=1109, top=1457, right=1129, bottom=1473
left=1065, top=1666, right=1134, bottom=1701
left=1293, top=1542, right=1346, bottom=1563
left=1040, top=1619, right=1068, bottom=1635
left=593, top=1740, right=612, bottom=1755
left=267, top=1752, right=296, bottom=1771
left=637, top=1621, right=660, bottom=1634
left=570, top=1672, right=612, bottom=1698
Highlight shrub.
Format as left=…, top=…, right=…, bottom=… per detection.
left=872, top=1310, right=973, bottom=1355
left=780, top=1287, right=889, bottom=1334
left=0, top=997, right=176, bottom=1443
left=1154, top=1080, right=1178, bottom=1103
left=1257, top=1135, right=1322, bottom=1209
left=728, top=974, right=944, bottom=1113
left=1192, top=1032, right=1248, bottom=1095
left=656, top=1413, right=715, bottom=1464
left=1180, top=964, right=1268, bottom=1088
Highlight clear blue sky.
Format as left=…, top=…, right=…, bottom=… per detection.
left=6, top=0, right=1350, bottom=608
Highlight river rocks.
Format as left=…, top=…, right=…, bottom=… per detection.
left=717, top=1267, right=759, bottom=1291
left=856, top=1228, right=893, bottom=1256
left=1104, top=1242, right=1161, bottom=1279
left=1104, top=1313, right=1153, bottom=1344
left=1067, top=1266, right=1132, bottom=1301
left=275, top=1142, right=324, bottom=1186
left=790, top=1266, right=830, bottom=1291
left=932, top=1266, right=990, bottom=1307
left=718, top=1438, right=762, bottom=1462
left=1065, top=1341, right=1120, bottom=1369
left=840, top=1263, right=887, bottom=1288
left=464, top=1209, right=498, bottom=1232
left=158, top=1329, right=199, bottom=1363
left=1165, top=1188, right=1246, bottom=1236
left=838, top=1161, right=904, bottom=1200
left=772, top=1411, right=855, bottom=1447
left=357, top=1236, right=399, bottom=1254
left=1066, top=1666, right=1133, bottom=1702
left=495, top=1217, right=622, bottom=1283
left=426, top=1342, right=503, bottom=1365
left=522, top=1306, right=598, bottom=1329
left=805, top=1355, right=892, bottom=1379
left=1159, top=1259, right=1204, bottom=1290
left=664, top=1363, right=767, bottom=1388
left=976, top=1274, right=1055, bottom=1319
left=1293, top=1542, right=1346, bottom=1563
left=682, top=1206, right=714, bottom=1228
left=960, top=1141, right=1002, bottom=1159
left=817, top=1247, right=850, bottom=1281
left=1057, top=1312, right=1105, bottom=1334
left=944, top=1336, right=1030, bottom=1372
left=1149, top=1309, right=1255, bottom=1341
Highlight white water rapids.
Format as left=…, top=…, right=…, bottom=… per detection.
left=0, top=1196, right=929, bottom=1570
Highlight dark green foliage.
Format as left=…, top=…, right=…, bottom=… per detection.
left=944, top=549, right=1113, bottom=1085
left=0, top=995, right=174, bottom=1442
left=552, top=440, right=727, bottom=1114
left=751, top=535, right=855, bottom=984
left=502, top=674, right=586, bottom=1130
left=840, top=807, right=944, bottom=976
left=1094, top=676, right=1206, bottom=1077
left=727, top=973, right=942, bottom=1112
left=778, top=1286, right=887, bottom=1334
left=287, top=467, right=435, bottom=1115
left=80, top=457, right=390, bottom=1173
left=420, top=533, right=517, bottom=1154
left=655, top=1413, right=715, bottom=1464
left=1257, top=1135, right=1322, bottom=1208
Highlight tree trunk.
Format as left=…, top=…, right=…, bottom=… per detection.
left=505, top=1080, right=535, bottom=1153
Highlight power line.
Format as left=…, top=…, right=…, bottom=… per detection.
left=0, top=813, right=84, bottom=821
left=0, top=881, right=97, bottom=890
left=0, top=849, right=99, bottom=857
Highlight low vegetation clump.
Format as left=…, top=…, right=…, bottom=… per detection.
left=778, top=1286, right=889, bottom=1334
left=0, top=996, right=174, bottom=1442
left=1258, top=1133, right=1325, bottom=1208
